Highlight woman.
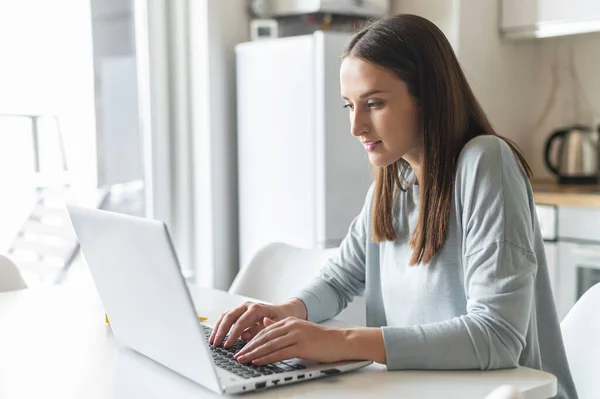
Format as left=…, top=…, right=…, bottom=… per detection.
left=210, top=14, right=577, bottom=399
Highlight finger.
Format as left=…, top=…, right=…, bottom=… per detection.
left=251, top=318, right=287, bottom=343
left=251, top=346, right=298, bottom=366
left=236, top=334, right=295, bottom=364
left=241, top=316, right=276, bottom=341
left=213, top=305, right=248, bottom=346
left=240, top=317, right=274, bottom=342
left=236, top=323, right=283, bottom=357
left=235, top=323, right=288, bottom=358
left=241, top=322, right=265, bottom=342
left=225, top=305, right=271, bottom=347
left=209, top=312, right=227, bottom=344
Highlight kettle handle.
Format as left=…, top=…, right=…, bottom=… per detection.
left=544, top=129, right=567, bottom=177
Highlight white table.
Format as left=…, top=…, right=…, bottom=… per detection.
left=0, top=282, right=557, bottom=399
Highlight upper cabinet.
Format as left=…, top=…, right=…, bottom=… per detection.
left=502, top=0, right=600, bottom=39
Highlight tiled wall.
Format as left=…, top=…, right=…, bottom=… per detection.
left=528, top=32, right=600, bottom=179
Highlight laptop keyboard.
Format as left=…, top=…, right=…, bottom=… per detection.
left=201, top=325, right=305, bottom=379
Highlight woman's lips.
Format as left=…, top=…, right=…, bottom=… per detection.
left=364, top=140, right=382, bottom=152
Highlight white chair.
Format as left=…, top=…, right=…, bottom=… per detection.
left=484, top=385, right=523, bottom=399
left=561, top=282, right=600, bottom=399
left=0, top=254, right=27, bottom=292
left=229, top=242, right=366, bottom=325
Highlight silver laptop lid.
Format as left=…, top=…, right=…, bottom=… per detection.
left=67, top=205, right=222, bottom=394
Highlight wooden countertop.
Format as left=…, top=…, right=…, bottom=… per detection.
left=532, top=179, right=600, bottom=208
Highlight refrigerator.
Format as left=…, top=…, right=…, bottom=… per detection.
left=236, top=31, right=373, bottom=269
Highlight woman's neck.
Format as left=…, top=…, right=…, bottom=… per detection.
left=403, top=157, right=422, bottom=186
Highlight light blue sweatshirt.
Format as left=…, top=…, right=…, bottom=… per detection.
left=295, top=135, right=577, bottom=399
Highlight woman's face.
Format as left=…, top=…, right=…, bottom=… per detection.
left=340, top=56, right=421, bottom=168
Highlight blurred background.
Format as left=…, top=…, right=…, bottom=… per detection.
left=1, top=0, right=600, bottom=321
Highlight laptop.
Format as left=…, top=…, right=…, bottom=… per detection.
left=66, top=205, right=372, bottom=394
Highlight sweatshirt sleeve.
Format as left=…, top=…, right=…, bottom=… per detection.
left=293, top=185, right=373, bottom=323
left=383, top=137, right=537, bottom=370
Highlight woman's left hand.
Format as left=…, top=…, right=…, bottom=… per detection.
left=234, top=317, right=345, bottom=366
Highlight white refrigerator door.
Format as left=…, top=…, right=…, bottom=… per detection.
left=236, top=35, right=318, bottom=269
left=313, top=31, right=373, bottom=248
left=236, top=32, right=374, bottom=269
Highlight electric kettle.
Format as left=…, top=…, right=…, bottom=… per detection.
left=544, top=124, right=600, bottom=184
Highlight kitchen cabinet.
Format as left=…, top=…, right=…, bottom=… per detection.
left=555, top=206, right=600, bottom=320
left=502, top=0, right=600, bottom=39
left=536, top=202, right=600, bottom=320
left=557, top=240, right=600, bottom=320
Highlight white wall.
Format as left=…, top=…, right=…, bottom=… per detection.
left=393, top=0, right=600, bottom=179
left=391, top=0, right=461, bottom=50
left=457, top=0, right=537, bottom=155
left=190, top=0, right=250, bottom=289
left=527, top=32, right=600, bottom=179
left=392, top=0, right=536, bottom=156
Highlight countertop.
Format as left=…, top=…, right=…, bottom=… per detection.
left=532, top=179, right=600, bottom=208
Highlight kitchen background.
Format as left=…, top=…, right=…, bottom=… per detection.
left=1, top=0, right=600, bottom=322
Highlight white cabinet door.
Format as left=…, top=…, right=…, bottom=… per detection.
left=558, top=206, right=600, bottom=242
left=502, top=0, right=600, bottom=38
left=556, top=241, right=600, bottom=320
left=538, top=0, right=600, bottom=23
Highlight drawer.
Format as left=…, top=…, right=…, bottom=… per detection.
left=558, top=206, right=600, bottom=242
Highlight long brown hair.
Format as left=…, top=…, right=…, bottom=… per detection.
left=343, top=15, right=532, bottom=265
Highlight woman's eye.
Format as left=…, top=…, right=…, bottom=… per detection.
left=343, top=103, right=354, bottom=110
left=368, top=101, right=383, bottom=108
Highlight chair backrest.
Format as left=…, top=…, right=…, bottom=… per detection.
left=484, top=385, right=523, bottom=399
left=561, top=282, right=600, bottom=399
left=229, top=242, right=366, bottom=326
left=0, top=254, right=27, bottom=292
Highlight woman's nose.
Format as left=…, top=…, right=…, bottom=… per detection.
left=351, top=112, right=369, bottom=137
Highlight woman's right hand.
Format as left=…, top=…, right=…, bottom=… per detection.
left=209, top=299, right=306, bottom=348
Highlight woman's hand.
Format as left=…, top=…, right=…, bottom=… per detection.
left=209, top=302, right=284, bottom=348
left=234, top=317, right=347, bottom=366
left=209, top=299, right=307, bottom=348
